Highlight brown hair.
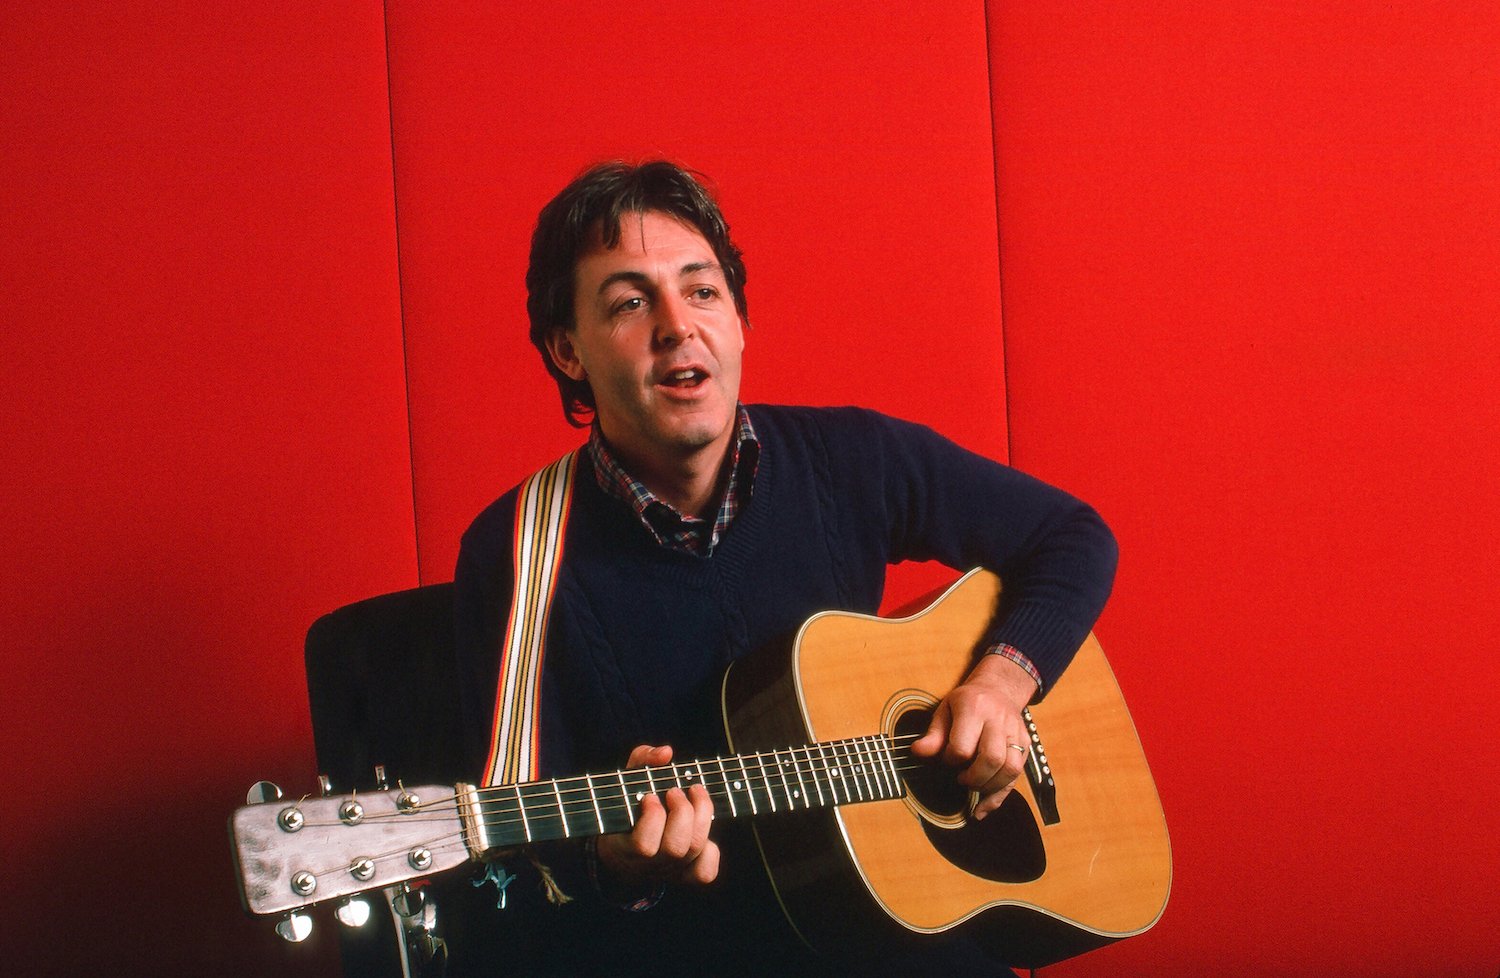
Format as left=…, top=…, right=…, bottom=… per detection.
left=526, top=161, right=749, bottom=425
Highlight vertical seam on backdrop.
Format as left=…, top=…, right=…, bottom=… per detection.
left=382, top=0, right=423, bottom=584
left=981, top=0, right=1015, bottom=466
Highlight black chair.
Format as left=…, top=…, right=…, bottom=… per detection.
left=304, top=583, right=491, bottom=977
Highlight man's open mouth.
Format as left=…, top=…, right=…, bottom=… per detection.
left=660, top=368, right=708, bottom=388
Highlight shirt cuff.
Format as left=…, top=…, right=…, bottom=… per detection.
left=584, top=836, right=665, bottom=912
left=984, top=642, right=1043, bottom=694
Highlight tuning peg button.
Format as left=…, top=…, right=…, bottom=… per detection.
left=246, top=781, right=283, bottom=805
left=275, top=912, right=312, bottom=943
left=392, top=884, right=425, bottom=918
left=335, top=897, right=372, bottom=928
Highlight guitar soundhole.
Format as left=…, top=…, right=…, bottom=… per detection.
left=893, top=707, right=1047, bottom=884
left=893, top=708, right=970, bottom=820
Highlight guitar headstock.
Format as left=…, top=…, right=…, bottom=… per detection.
left=229, top=781, right=470, bottom=918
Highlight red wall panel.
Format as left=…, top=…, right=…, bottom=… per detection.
left=383, top=0, right=1011, bottom=610
left=989, top=3, right=1500, bottom=975
left=1, top=3, right=414, bottom=972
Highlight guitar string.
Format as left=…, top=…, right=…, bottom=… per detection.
left=296, top=735, right=925, bottom=823
left=289, top=737, right=1012, bottom=878
left=298, top=734, right=967, bottom=841
left=459, top=736, right=921, bottom=814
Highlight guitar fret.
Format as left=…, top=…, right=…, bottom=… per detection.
left=715, top=757, right=739, bottom=817
left=818, top=743, right=845, bottom=804
left=840, top=741, right=865, bottom=801
left=755, top=751, right=777, bottom=813
left=615, top=770, right=635, bottom=827
left=849, top=739, right=872, bottom=797
left=858, top=738, right=882, bottom=797
left=774, top=749, right=796, bottom=808
left=516, top=784, right=532, bottom=843
left=552, top=780, right=570, bottom=838
left=855, top=739, right=876, bottom=799
left=804, top=745, right=826, bottom=808
left=585, top=773, right=604, bottom=833
left=788, top=747, right=809, bottom=808
left=846, top=738, right=870, bottom=798
left=851, top=739, right=874, bottom=797
left=858, top=744, right=876, bottom=798
left=864, top=737, right=890, bottom=798
left=880, top=737, right=903, bottom=797
left=737, top=754, right=759, bottom=815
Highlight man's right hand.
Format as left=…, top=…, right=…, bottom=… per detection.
left=595, top=744, right=720, bottom=888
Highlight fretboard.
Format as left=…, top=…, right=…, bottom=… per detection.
left=470, top=735, right=909, bottom=850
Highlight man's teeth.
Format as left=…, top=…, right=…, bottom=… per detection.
left=666, top=369, right=701, bottom=385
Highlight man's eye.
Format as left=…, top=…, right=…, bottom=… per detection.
left=615, top=296, right=645, bottom=314
left=692, top=287, right=719, bottom=301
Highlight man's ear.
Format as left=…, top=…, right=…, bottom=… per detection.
left=545, top=328, right=587, bottom=381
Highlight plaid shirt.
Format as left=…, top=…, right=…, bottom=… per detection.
left=588, top=406, right=760, bottom=557
left=587, top=406, right=1039, bottom=686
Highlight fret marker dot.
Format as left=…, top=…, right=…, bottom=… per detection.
left=635, top=792, right=644, bottom=801
left=733, top=781, right=743, bottom=790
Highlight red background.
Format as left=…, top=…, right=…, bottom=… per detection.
left=3, top=2, right=1496, bottom=975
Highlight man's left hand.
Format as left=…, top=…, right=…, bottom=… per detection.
left=909, top=653, right=1037, bottom=820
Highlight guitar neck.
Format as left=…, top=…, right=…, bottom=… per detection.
left=466, top=734, right=909, bottom=851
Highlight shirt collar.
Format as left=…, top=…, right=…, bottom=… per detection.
left=587, top=406, right=759, bottom=554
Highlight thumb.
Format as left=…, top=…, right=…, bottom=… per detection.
left=626, top=744, right=673, bottom=767
left=910, top=703, right=950, bottom=758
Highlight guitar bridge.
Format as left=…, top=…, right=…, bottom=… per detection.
left=1022, top=709, right=1060, bottom=825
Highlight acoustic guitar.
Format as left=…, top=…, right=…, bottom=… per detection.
left=230, top=568, right=1170, bottom=968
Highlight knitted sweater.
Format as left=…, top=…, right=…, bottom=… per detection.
left=455, top=404, right=1115, bottom=772
left=450, top=404, right=1117, bottom=974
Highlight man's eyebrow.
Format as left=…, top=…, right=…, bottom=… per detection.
left=596, top=270, right=649, bottom=295
left=595, top=262, right=725, bottom=295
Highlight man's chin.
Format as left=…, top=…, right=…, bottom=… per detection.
left=656, top=414, right=734, bottom=455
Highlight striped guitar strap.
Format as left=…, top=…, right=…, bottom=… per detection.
left=483, top=450, right=578, bottom=789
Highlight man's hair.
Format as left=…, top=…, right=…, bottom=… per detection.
left=526, top=160, right=749, bottom=426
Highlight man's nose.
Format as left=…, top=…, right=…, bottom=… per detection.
left=652, top=294, right=695, bottom=346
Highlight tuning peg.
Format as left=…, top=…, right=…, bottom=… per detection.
left=246, top=781, right=283, bottom=805
left=335, top=897, right=372, bottom=928
left=374, top=764, right=389, bottom=790
left=318, top=774, right=333, bottom=795
left=275, top=911, right=313, bottom=943
left=392, top=883, right=425, bottom=918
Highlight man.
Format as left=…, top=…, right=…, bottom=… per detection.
left=452, top=161, right=1117, bottom=975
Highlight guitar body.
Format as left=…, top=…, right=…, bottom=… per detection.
left=721, top=569, right=1171, bottom=969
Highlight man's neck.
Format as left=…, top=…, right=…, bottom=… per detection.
left=602, top=434, right=733, bottom=520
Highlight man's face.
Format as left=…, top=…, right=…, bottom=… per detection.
left=549, top=210, right=745, bottom=472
